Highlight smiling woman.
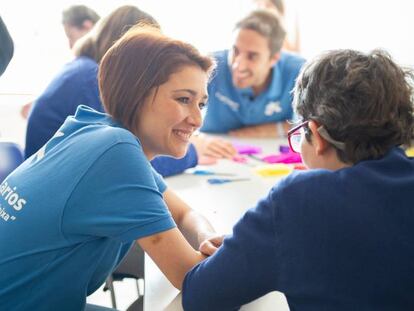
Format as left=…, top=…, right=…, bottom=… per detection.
left=0, top=25, right=222, bottom=311
left=136, top=66, right=208, bottom=159
left=98, top=25, right=214, bottom=142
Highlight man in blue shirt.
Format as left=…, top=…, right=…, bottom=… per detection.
left=183, top=50, right=414, bottom=310
left=201, top=9, right=305, bottom=137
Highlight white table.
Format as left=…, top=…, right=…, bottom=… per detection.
left=144, top=137, right=291, bottom=311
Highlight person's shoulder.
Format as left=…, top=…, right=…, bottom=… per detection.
left=269, top=168, right=334, bottom=201
left=211, top=50, right=229, bottom=67
left=280, top=51, right=306, bottom=63
left=278, top=51, right=306, bottom=73
left=208, top=50, right=230, bottom=86
left=50, top=57, right=97, bottom=88
left=90, top=123, right=137, bottom=148
left=71, top=56, right=98, bottom=74
left=68, top=106, right=138, bottom=149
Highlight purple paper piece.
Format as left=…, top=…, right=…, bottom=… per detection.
left=233, top=143, right=262, bottom=155
left=262, top=152, right=302, bottom=164
left=279, top=145, right=290, bottom=154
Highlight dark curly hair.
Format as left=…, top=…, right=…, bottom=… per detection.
left=293, top=49, right=414, bottom=163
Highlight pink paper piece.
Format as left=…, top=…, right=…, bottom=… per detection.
left=232, top=155, right=248, bottom=163
left=198, top=156, right=218, bottom=165
left=262, top=152, right=302, bottom=164
left=233, top=143, right=262, bottom=155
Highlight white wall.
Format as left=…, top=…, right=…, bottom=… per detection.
left=297, top=0, right=414, bottom=66
left=1, top=0, right=413, bottom=145
left=1, top=0, right=413, bottom=94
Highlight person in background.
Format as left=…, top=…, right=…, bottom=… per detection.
left=254, top=0, right=301, bottom=52
left=20, top=5, right=100, bottom=119
left=0, top=16, right=14, bottom=77
left=62, top=5, right=100, bottom=49
left=200, top=10, right=305, bottom=139
left=0, top=25, right=223, bottom=311
left=24, top=6, right=199, bottom=177
left=183, top=49, right=414, bottom=310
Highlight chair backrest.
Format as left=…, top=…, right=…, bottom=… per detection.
left=113, top=243, right=145, bottom=280
left=0, top=142, right=24, bottom=182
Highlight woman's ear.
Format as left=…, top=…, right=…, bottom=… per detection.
left=308, top=120, right=329, bottom=155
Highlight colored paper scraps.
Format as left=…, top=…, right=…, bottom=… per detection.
left=233, top=142, right=262, bottom=155
left=232, top=155, right=248, bottom=163
left=261, top=152, right=302, bottom=164
left=254, top=164, right=293, bottom=177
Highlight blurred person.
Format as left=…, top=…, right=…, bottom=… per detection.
left=62, top=4, right=100, bottom=49
left=183, top=49, right=414, bottom=310
left=0, top=25, right=223, bottom=311
left=200, top=10, right=305, bottom=139
left=20, top=5, right=100, bottom=119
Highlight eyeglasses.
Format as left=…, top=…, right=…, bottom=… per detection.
left=287, top=120, right=308, bottom=153
left=287, top=120, right=346, bottom=154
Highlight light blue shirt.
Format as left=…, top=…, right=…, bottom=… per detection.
left=201, top=50, right=305, bottom=133
left=0, top=105, right=175, bottom=311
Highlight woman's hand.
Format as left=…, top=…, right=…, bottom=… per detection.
left=199, top=234, right=226, bottom=256
left=191, top=134, right=237, bottom=159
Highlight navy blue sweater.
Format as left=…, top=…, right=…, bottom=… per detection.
left=183, top=147, right=414, bottom=310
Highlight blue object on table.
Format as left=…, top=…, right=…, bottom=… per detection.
left=207, top=178, right=250, bottom=185
left=193, top=170, right=236, bottom=176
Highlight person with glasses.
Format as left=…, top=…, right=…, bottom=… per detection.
left=182, top=49, right=414, bottom=310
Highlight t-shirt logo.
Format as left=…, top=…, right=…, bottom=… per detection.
left=215, top=92, right=239, bottom=111
left=265, top=101, right=282, bottom=116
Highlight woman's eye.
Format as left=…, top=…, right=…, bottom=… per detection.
left=199, top=102, right=206, bottom=110
left=177, top=97, right=190, bottom=104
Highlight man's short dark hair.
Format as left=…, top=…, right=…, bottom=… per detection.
left=235, top=9, right=286, bottom=55
left=62, top=5, right=100, bottom=28
left=294, top=49, right=414, bottom=163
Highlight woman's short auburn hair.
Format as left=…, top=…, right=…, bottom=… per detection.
left=98, top=25, right=215, bottom=135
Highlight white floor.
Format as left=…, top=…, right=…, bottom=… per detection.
left=87, top=280, right=143, bottom=310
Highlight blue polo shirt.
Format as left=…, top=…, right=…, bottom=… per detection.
left=0, top=106, right=176, bottom=311
left=201, top=50, right=305, bottom=133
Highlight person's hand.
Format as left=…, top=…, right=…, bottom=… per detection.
left=198, top=234, right=225, bottom=256
left=20, top=102, right=32, bottom=119
left=191, top=134, right=237, bottom=159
